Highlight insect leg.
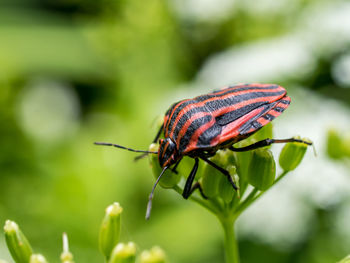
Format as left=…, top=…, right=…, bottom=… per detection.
left=200, top=157, right=238, bottom=191
left=152, top=124, right=164, bottom=143
left=230, top=138, right=312, bottom=152
left=134, top=125, right=164, bottom=161
left=171, top=157, right=183, bottom=174
left=183, top=158, right=200, bottom=199
left=186, top=182, right=208, bottom=199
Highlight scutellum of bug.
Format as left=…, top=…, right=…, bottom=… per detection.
left=95, top=84, right=312, bottom=219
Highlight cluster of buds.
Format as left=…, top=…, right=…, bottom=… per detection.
left=148, top=123, right=311, bottom=220
left=2, top=203, right=167, bottom=263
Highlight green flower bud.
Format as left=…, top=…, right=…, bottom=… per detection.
left=109, top=242, right=136, bottom=263
left=140, top=246, right=166, bottom=263
left=4, top=220, right=33, bottom=263
left=247, top=149, right=276, bottom=191
left=252, top=123, right=273, bottom=143
left=99, top=203, right=123, bottom=260
left=218, top=165, right=236, bottom=203
left=338, top=255, right=350, bottom=263
left=61, top=233, right=74, bottom=263
left=201, top=162, right=221, bottom=198
left=327, top=129, right=343, bottom=159
left=149, top=143, right=181, bottom=188
left=30, top=254, right=47, bottom=263
left=279, top=137, right=309, bottom=171
left=201, top=151, right=232, bottom=198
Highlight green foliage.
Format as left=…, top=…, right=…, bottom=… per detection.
left=3, top=220, right=33, bottom=263
left=247, top=149, right=276, bottom=191
left=279, top=137, right=309, bottom=171
left=99, top=203, right=123, bottom=260
left=2, top=204, right=167, bottom=263
left=149, top=124, right=311, bottom=263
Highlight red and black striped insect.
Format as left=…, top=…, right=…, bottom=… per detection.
left=95, top=83, right=312, bottom=219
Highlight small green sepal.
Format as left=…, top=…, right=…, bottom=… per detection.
left=279, top=137, right=308, bottom=171
left=30, top=254, right=47, bottom=263
left=247, top=149, right=276, bottom=191
left=140, top=246, right=166, bottom=263
left=109, top=242, right=136, bottom=263
left=4, top=220, right=33, bottom=263
left=99, top=202, right=123, bottom=260
left=149, top=143, right=181, bottom=188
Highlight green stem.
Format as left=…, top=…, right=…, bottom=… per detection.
left=172, top=185, right=220, bottom=214
left=220, top=218, right=239, bottom=263
left=273, top=170, right=288, bottom=185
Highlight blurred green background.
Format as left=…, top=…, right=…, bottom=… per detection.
left=1, top=0, right=350, bottom=262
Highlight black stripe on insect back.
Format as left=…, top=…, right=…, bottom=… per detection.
left=238, top=103, right=277, bottom=134
left=215, top=101, right=271, bottom=126
left=262, top=114, right=275, bottom=121
left=167, top=90, right=285, bottom=135
left=178, top=115, right=213, bottom=152
left=209, top=84, right=279, bottom=95
left=196, top=122, right=222, bottom=148
left=165, top=85, right=282, bottom=132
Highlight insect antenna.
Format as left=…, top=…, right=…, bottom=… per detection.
left=94, top=142, right=158, bottom=154
left=134, top=153, right=149, bottom=161
left=146, top=166, right=169, bottom=220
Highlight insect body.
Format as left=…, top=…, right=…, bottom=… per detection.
left=95, top=83, right=311, bottom=219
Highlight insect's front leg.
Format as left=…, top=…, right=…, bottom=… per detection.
left=134, top=124, right=164, bottom=161
left=229, top=138, right=312, bottom=152
left=182, top=158, right=207, bottom=199
left=171, top=157, right=182, bottom=174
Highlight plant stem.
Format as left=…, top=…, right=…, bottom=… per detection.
left=220, top=218, right=239, bottom=263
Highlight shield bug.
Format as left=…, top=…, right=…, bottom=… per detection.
left=95, top=83, right=312, bottom=219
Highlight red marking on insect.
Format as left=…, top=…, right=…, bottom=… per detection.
left=94, top=83, right=312, bottom=219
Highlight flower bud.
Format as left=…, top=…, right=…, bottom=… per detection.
left=140, top=246, right=166, bottom=263
left=61, top=233, right=74, bottom=263
left=247, top=149, right=276, bottom=191
left=327, top=129, right=347, bottom=159
left=149, top=144, right=181, bottom=188
left=30, top=254, right=47, bottom=263
left=109, top=242, right=136, bottom=263
left=252, top=123, right=273, bottom=143
left=201, top=163, right=221, bottom=198
left=4, top=220, right=33, bottom=263
left=218, top=165, right=236, bottom=203
left=279, top=137, right=309, bottom=171
left=99, top=203, right=123, bottom=260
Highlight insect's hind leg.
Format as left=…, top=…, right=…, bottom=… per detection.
left=182, top=158, right=207, bottom=199
left=200, top=157, right=238, bottom=191
left=229, top=138, right=312, bottom=152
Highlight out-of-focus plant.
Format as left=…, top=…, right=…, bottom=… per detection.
left=327, top=129, right=350, bottom=160
left=149, top=123, right=311, bottom=263
left=338, top=255, right=350, bottom=263
left=1, top=203, right=167, bottom=263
